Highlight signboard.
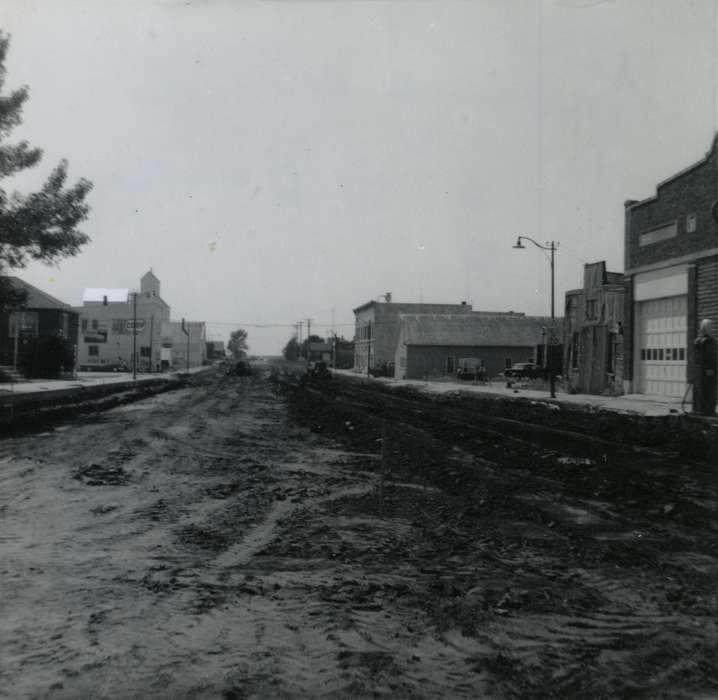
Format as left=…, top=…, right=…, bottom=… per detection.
left=125, top=319, right=146, bottom=332
left=84, top=331, right=108, bottom=343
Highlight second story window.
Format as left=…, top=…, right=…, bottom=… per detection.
left=585, top=299, right=598, bottom=320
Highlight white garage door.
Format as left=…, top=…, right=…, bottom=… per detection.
left=638, top=295, right=687, bottom=398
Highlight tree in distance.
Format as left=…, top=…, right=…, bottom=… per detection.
left=282, top=335, right=300, bottom=361
left=301, top=334, right=324, bottom=360
left=0, top=32, right=93, bottom=309
left=228, top=328, right=249, bottom=359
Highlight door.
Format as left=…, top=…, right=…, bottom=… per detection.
left=637, top=295, right=687, bottom=397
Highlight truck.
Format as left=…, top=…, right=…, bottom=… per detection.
left=456, top=358, right=485, bottom=381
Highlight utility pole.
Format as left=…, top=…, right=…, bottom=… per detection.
left=332, top=332, right=337, bottom=369
left=132, top=292, right=138, bottom=380
left=306, top=318, right=312, bottom=364
left=148, top=314, right=154, bottom=373
left=181, top=318, right=190, bottom=374
left=513, top=236, right=559, bottom=399
left=366, top=321, right=372, bottom=377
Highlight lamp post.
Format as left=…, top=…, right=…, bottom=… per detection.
left=512, top=236, right=559, bottom=399
left=131, top=291, right=138, bottom=381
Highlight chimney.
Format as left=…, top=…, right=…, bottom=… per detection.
left=460, top=301, right=467, bottom=306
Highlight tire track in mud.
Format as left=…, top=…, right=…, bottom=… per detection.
left=281, top=372, right=718, bottom=699
left=4, top=364, right=718, bottom=699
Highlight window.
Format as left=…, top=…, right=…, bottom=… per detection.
left=88, top=345, right=99, bottom=356
left=81, top=319, right=88, bottom=331
left=447, top=357, right=454, bottom=374
left=91, top=319, right=98, bottom=330
left=585, top=299, right=598, bottom=320
left=686, top=213, right=697, bottom=233
left=505, top=357, right=512, bottom=369
left=140, top=346, right=151, bottom=358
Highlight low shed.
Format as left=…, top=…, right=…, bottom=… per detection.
left=394, top=313, right=556, bottom=380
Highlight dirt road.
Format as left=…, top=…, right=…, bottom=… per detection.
left=2, top=364, right=717, bottom=698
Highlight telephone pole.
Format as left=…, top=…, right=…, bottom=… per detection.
left=132, top=292, right=138, bottom=380
left=306, top=318, right=312, bottom=364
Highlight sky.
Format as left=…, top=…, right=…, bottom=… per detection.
left=1, top=0, right=716, bottom=354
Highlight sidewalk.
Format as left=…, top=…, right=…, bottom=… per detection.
left=0, top=365, right=212, bottom=399
left=334, top=370, right=689, bottom=417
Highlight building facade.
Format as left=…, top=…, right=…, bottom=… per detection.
left=623, top=133, right=718, bottom=400
left=161, top=321, right=207, bottom=369
left=76, top=270, right=170, bottom=371
left=353, top=299, right=474, bottom=373
left=393, top=313, right=555, bottom=380
left=0, top=277, right=79, bottom=379
left=564, top=262, right=626, bottom=395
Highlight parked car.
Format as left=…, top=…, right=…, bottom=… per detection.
left=307, top=361, right=331, bottom=379
left=79, top=361, right=129, bottom=372
left=503, top=362, right=543, bottom=379
left=227, top=360, right=252, bottom=377
left=456, top=358, right=482, bottom=380
left=368, top=362, right=395, bottom=378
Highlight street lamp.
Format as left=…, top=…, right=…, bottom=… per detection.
left=512, top=236, right=559, bottom=399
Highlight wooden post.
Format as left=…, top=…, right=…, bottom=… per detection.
left=379, top=418, right=387, bottom=517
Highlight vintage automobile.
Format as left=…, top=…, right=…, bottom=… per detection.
left=227, top=359, right=252, bottom=377
left=456, top=357, right=482, bottom=380
left=307, top=361, right=331, bottom=379
left=503, top=362, right=543, bottom=379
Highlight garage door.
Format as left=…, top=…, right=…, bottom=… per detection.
left=638, top=295, right=687, bottom=397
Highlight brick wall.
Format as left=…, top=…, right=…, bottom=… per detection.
left=626, top=137, right=718, bottom=271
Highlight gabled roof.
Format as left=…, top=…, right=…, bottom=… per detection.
left=398, top=313, right=556, bottom=347
left=3, top=276, right=73, bottom=310
left=82, top=288, right=129, bottom=303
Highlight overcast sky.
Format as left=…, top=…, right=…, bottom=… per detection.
left=1, top=0, right=716, bottom=354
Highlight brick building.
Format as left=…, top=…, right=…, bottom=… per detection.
left=353, top=298, right=474, bottom=374
left=564, top=262, right=625, bottom=395
left=623, top=133, right=718, bottom=399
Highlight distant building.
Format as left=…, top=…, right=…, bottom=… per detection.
left=161, top=321, right=207, bottom=369
left=353, top=298, right=474, bottom=374
left=333, top=337, right=355, bottom=369
left=76, top=270, right=170, bottom=371
left=623, top=133, right=718, bottom=399
left=308, top=341, right=332, bottom=363
left=0, top=277, right=79, bottom=379
left=206, top=340, right=226, bottom=361
left=564, top=262, right=626, bottom=395
left=393, top=313, right=556, bottom=380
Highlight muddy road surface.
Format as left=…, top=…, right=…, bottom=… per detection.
left=2, top=363, right=717, bottom=699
